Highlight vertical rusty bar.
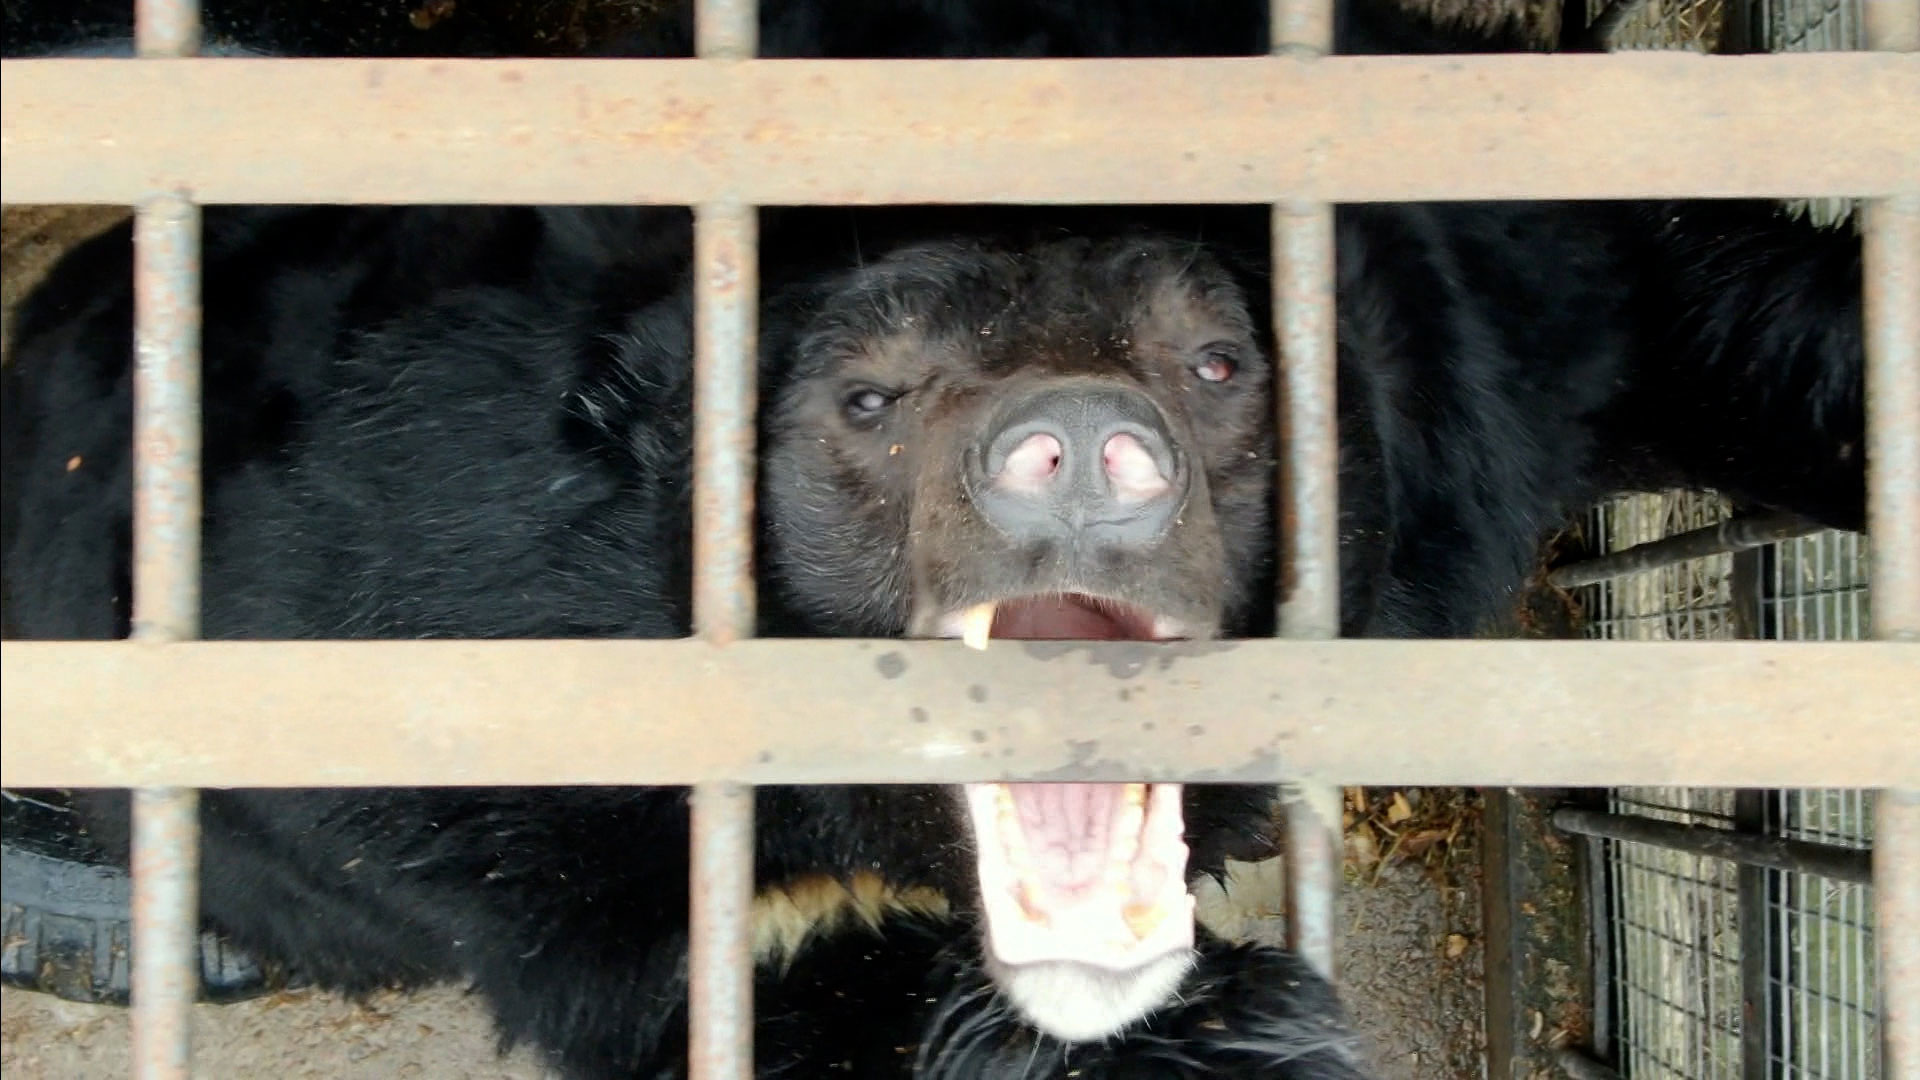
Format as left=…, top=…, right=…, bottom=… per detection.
left=692, top=203, right=759, bottom=644
left=134, top=0, right=199, bottom=57
left=1272, top=0, right=1340, bottom=983
left=689, top=203, right=758, bottom=1077
left=1879, top=792, right=1920, bottom=1080
left=1272, top=0, right=1334, bottom=54
left=130, top=787, right=200, bottom=1080
left=1862, top=195, right=1920, bottom=641
left=1863, top=18, right=1918, bottom=1076
left=131, top=6, right=205, bottom=1077
left=1865, top=0, right=1920, bottom=53
left=129, top=193, right=204, bottom=1078
left=689, top=782, right=756, bottom=1080
left=1272, top=202, right=1341, bottom=642
left=695, top=0, right=756, bottom=59
left=686, top=0, right=759, bottom=1035
left=1734, top=790, right=1772, bottom=1080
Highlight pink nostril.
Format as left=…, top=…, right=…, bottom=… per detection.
left=1103, top=432, right=1171, bottom=504
left=997, top=432, right=1063, bottom=494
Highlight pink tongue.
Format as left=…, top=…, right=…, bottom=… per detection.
left=991, top=598, right=1127, bottom=641
left=1007, top=782, right=1130, bottom=902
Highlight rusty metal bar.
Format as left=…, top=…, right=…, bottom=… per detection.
left=1863, top=195, right=1920, bottom=640
left=1867, top=0, right=1920, bottom=53
left=1547, top=511, right=1825, bottom=588
left=1734, top=789, right=1771, bottom=1080
left=1271, top=0, right=1340, bottom=982
left=687, top=0, right=760, bottom=1054
left=129, top=201, right=202, bottom=645
left=129, top=0, right=204, bottom=1068
left=1554, top=1048, right=1625, bottom=1080
left=1881, top=790, right=1920, bottom=1080
left=7, top=640, right=1911, bottom=786
left=1273, top=0, right=1333, bottom=54
left=689, top=782, right=754, bottom=1080
left=692, top=204, right=759, bottom=644
left=1551, top=807, right=1874, bottom=885
left=3, top=54, right=1915, bottom=206
left=134, top=0, right=199, bottom=58
left=1863, top=5, right=1918, bottom=1073
left=687, top=194, right=758, bottom=1073
left=129, top=788, right=199, bottom=1080
left=1269, top=115, right=1340, bottom=635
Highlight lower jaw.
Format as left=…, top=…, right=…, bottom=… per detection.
left=961, top=781, right=1196, bottom=973
left=984, top=942, right=1201, bottom=1044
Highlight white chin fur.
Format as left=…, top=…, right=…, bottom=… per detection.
left=989, top=950, right=1198, bottom=1044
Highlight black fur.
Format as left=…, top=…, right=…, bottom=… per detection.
left=0, top=1, right=1867, bottom=1078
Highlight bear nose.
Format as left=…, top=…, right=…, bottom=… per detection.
left=975, top=384, right=1186, bottom=547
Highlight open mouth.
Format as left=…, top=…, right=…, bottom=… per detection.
left=963, top=780, right=1194, bottom=973
left=935, top=593, right=1189, bottom=650
left=935, top=593, right=1198, bottom=1003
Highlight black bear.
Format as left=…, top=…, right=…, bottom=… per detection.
left=2, top=200, right=1369, bottom=1078
left=0, top=0, right=1867, bottom=1077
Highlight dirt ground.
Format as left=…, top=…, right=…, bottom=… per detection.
left=3, top=851, right=1486, bottom=1079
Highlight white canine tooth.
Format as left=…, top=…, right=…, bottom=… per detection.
left=1123, top=901, right=1168, bottom=942
left=1108, top=801, right=1146, bottom=868
left=995, top=783, right=1016, bottom=815
left=960, top=603, right=997, bottom=651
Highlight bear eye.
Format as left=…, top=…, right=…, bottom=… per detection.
left=842, top=385, right=899, bottom=424
left=1193, top=349, right=1238, bottom=384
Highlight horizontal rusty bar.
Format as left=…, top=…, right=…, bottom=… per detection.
left=2, top=54, right=1915, bottom=205
left=1550, top=807, right=1874, bottom=885
left=1547, top=510, right=1825, bottom=589
left=1, top=639, right=1913, bottom=788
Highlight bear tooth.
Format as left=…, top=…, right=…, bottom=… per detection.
left=1123, top=901, right=1167, bottom=942
left=960, top=602, right=997, bottom=651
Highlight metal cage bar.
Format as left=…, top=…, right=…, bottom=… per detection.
left=1553, top=807, right=1874, bottom=886
left=127, top=4, right=205, bottom=1076
left=2, top=54, right=1915, bottom=206
left=1271, top=0, right=1342, bottom=985
left=687, top=0, right=761, bottom=1065
left=688, top=198, right=759, bottom=1076
left=1547, top=511, right=1825, bottom=589
left=3, top=640, right=1916, bottom=788
left=1881, top=792, right=1920, bottom=1078
left=1864, top=7, right=1920, bottom=1074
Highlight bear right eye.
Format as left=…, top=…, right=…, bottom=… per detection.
left=842, top=386, right=898, bottom=424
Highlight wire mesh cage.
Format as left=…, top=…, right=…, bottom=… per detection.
left=1577, top=490, right=1880, bottom=1079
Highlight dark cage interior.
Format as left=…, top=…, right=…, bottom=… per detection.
left=1, top=0, right=1913, bottom=1079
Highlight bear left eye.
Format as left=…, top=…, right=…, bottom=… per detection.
left=842, top=385, right=899, bottom=424
left=1194, top=349, right=1237, bottom=384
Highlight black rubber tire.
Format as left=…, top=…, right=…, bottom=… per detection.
left=1, top=789, right=298, bottom=1005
